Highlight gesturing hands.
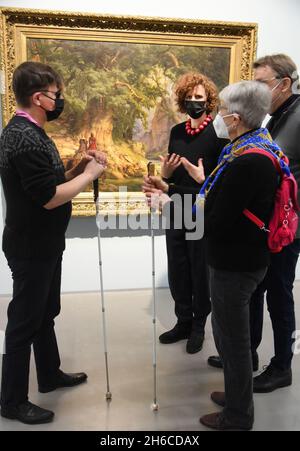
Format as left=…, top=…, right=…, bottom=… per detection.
left=181, top=157, right=205, bottom=184
left=159, top=153, right=181, bottom=179
left=159, top=153, right=206, bottom=185
left=142, top=154, right=206, bottom=210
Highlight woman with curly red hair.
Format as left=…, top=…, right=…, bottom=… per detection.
left=151, top=72, right=228, bottom=353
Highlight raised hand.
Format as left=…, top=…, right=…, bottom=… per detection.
left=181, top=157, right=206, bottom=184
left=159, top=153, right=181, bottom=179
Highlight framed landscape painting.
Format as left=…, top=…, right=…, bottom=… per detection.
left=0, top=8, right=257, bottom=215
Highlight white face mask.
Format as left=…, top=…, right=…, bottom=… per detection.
left=213, top=113, right=235, bottom=139
left=271, top=79, right=283, bottom=92
left=271, top=79, right=284, bottom=105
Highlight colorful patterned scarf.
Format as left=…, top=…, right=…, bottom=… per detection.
left=194, top=127, right=287, bottom=210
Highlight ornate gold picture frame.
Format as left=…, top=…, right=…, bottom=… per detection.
left=0, top=8, right=257, bottom=216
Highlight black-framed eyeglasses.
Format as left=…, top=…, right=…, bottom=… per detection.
left=40, top=90, right=62, bottom=100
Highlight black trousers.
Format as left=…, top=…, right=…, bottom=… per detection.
left=1, top=254, right=63, bottom=407
left=166, top=228, right=211, bottom=330
left=250, top=239, right=300, bottom=371
left=210, top=267, right=267, bottom=428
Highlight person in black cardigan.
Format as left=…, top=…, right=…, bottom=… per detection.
left=0, top=62, right=106, bottom=425
left=145, top=72, right=228, bottom=354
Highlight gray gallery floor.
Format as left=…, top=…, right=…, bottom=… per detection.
left=0, top=285, right=300, bottom=431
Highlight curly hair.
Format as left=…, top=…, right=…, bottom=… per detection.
left=175, top=72, right=219, bottom=115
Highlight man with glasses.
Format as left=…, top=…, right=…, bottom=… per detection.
left=208, top=54, right=300, bottom=394
left=251, top=54, right=300, bottom=393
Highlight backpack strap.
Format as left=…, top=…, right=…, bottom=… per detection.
left=241, top=148, right=280, bottom=233
left=242, top=148, right=281, bottom=173
left=243, top=209, right=270, bottom=233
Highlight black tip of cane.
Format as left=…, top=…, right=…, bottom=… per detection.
left=93, top=179, right=99, bottom=204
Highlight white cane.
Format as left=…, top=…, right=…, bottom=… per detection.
left=94, top=179, right=112, bottom=402
left=147, top=163, right=159, bottom=412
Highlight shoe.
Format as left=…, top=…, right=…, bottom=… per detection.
left=253, top=365, right=292, bottom=393
left=211, top=391, right=226, bottom=408
left=200, top=412, right=252, bottom=431
left=186, top=330, right=204, bottom=354
left=159, top=324, right=191, bottom=344
left=39, top=370, right=88, bottom=393
left=1, top=401, right=54, bottom=425
left=207, top=355, right=223, bottom=369
left=208, top=352, right=259, bottom=372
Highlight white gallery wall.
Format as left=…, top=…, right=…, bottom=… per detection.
left=0, top=0, right=300, bottom=294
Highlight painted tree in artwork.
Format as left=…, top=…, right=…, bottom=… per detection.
left=28, top=39, right=230, bottom=190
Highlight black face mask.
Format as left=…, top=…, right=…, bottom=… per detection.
left=45, top=98, right=65, bottom=122
left=184, top=100, right=206, bottom=119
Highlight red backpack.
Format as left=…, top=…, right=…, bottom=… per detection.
left=242, top=148, right=299, bottom=254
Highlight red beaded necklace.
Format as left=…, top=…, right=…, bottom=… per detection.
left=185, top=115, right=213, bottom=136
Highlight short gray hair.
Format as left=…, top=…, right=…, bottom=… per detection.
left=219, top=81, right=271, bottom=129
